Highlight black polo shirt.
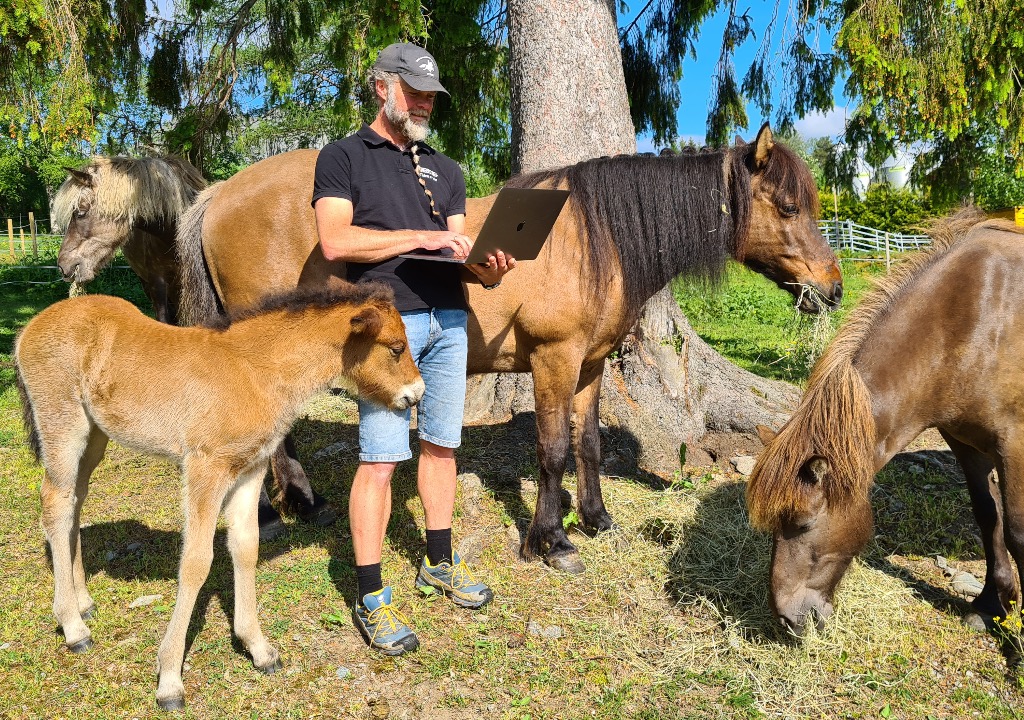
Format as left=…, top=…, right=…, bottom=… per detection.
left=312, top=124, right=468, bottom=312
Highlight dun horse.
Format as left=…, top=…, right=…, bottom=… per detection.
left=15, top=285, right=423, bottom=710
left=747, top=209, right=1024, bottom=638
left=177, top=124, right=843, bottom=572
left=52, top=155, right=206, bottom=324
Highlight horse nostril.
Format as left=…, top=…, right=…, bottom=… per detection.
left=832, top=282, right=843, bottom=303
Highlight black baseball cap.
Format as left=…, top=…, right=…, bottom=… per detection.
left=373, top=42, right=449, bottom=95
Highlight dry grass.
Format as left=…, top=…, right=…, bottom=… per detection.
left=1, top=383, right=1022, bottom=718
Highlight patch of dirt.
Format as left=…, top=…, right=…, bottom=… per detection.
left=686, top=430, right=765, bottom=472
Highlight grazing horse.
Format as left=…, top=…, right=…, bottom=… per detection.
left=177, top=123, right=843, bottom=572
left=51, top=156, right=206, bottom=324
left=15, top=284, right=423, bottom=710
left=746, top=209, right=1024, bottom=638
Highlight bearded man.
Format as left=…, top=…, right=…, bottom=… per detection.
left=311, top=43, right=514, bottom=655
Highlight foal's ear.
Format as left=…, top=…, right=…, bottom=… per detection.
left=65, top=167, right=93, bottom=186
left=755, top=424, right=778, bottom=446
left=754, top=122, right=774, bottom=168
left=349, top=307, right=382, bottom=338
left=734, top=134, right=747, bottom=147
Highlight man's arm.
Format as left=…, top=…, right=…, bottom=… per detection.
left=314, top=197, right=472, bottom=262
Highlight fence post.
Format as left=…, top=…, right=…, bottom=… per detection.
left=884, top=231, right=891, bottom=271
left=19, top=227, right=26, bottom=253
left=29, top=211, right=37, bottom=258
left=7, top=218, right=13, bottom=257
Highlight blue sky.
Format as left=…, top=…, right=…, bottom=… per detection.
left=630, top=1, right=851, bottom=151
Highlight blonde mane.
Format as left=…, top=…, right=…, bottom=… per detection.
left=747, top=207, right=1000, bottom=530
left=51, top=156, right=206, bottom=233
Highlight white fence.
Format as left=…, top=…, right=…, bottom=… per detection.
left=819, top=219, right=931, bottom=254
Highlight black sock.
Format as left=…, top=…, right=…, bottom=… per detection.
left=356, top=563, right=383, bottom=601
left=425, top=528, right=453, bottom=566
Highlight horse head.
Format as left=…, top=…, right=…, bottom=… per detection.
left=737, top=124, right=843, bottom=314
left=54, top=166, right=134, bottom=284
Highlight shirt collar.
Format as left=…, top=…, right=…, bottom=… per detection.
left=357, top=123, right=436, bottom=154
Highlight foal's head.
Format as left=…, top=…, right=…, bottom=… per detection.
left=52, top=157, right=204, bottom=283
left=340, top=297, right=424, bottom=411
left=736, top=124, right=843, bottom=314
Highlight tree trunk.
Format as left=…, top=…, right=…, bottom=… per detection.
left=466, top=0, right=799, bottom=475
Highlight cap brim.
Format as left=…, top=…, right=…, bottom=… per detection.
left=400, top=73, right=449, bottom=95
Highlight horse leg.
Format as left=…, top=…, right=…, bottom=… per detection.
left=573, top=360, right=613, bottom=532
left=525, top=347, right=586, bottom=574
left=268, top=435, right=337, bottom=526
left=155, top=459, right=228, bottom=711
left=40, top=413, right=106, bottom=653
left=939, top=431, right=1016, bottom=622
left=222, top=464, right=281, bottom=674
left=995, top=443, right=1024, bottom=612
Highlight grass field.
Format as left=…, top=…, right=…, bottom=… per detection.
left=1, top=254, right=1022, bottom=719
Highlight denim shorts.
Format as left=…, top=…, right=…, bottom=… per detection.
left=357, top=307, right=468, bottom=462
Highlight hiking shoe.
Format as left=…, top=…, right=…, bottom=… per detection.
left=415, top=551, right=494, bottom=609
left=352, top=587, right=419, bottom=656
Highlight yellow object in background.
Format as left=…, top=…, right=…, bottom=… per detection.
left=1015, top=206, right=1024, bottom=226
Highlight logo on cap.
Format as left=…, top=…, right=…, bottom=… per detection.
left=416, top=56, right=436, bottom=77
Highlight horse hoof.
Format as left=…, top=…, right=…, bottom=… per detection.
left=298, top=503, right=338, bottom=527
left=258, top=517, right=287, bottom=542
left=67, top=636, right=94, bottom=654
left=81, top=604, right=98, bottom=621
left=157, top=695, right=185, bottom=712
left=256, top=657, right=283, bottom=675
left=545, top=552, right=585, bottom=574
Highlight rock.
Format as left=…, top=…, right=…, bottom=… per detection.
left=457, top=533, right=484, bottom=565
left=951, top=571, right=984, bottom=598
left=730, top=456, right=756, bottom=476
left=336, top=666, right=352, bottom=680
left=105, top=551, right=117, bottom=562
left=505, top=524, right=524, bottom=558
left=129, top=594, right=163, bottom=608
left=311, top=441, right=353, bottom=461
left=458, top=473, right=483, bottom=493
left=526, top=621, right=563, bottom=639
left=126, top=542, right=142, bottom=552
left=935, top=556, right=950, bottom=571
left=521, top=479, right=538, bottom=494
left=0, top=643, right=10, bottom=651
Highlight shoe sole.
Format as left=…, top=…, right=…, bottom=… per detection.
left=415, top=575, right=494, bottom=610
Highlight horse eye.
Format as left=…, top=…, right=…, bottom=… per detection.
left=390, top=343, right=405, bottom=358
left=780, top=203, right=799, bottom=217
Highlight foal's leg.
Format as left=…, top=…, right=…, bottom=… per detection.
left=526, top=346, right=585, bottom=573
left=72, top=426, right=109, bottom=619
left=155, top=459, right=229, bottom=711
left=940, top=431, right=1016, bottom=619
left=573, top=360, right=613, bottom=532
left=222, top=464, right=280, bottom=674
left=39, top=413, right=105, bottom=653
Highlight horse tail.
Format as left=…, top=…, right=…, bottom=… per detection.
left=177, top=182, right=225, bottom=326
left=14, top=341, right=42, bottom=463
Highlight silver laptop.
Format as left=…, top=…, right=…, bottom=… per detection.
left=399, top=187, right=570, bottom=263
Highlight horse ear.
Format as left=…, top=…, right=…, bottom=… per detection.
left=350, top=307, right=382, bottom=338
left=65, top=167, right=92, bottom=186
left=755, top=424, right=777, bottom=446
left=734, top=134, right=746, bottom=147
left=754, top=123, right=774, bottom=168
left=802, top=456, right=830, bottom=485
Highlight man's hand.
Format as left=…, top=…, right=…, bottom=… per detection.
left=466, top=249, right=516, bottom=286
left=419, top=231, right=472, bottom=258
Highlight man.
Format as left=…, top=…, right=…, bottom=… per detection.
left=312, top=42, right=514, bottom=655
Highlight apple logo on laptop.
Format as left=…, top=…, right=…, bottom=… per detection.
left=517, top=222, right=526, bottom=232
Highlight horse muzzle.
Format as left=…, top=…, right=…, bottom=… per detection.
left=775, top=591, right=833, bottom=638
left=795, top=280, right=843, bottom=314
left=391, top=379, right=426, bottom=410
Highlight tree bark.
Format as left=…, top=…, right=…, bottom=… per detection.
left=468, top=0, right=799, bottom=475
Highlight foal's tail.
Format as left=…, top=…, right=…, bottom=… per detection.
left=13, top=345, right=42, bottom=463
left=176, top=182, right=225, bottom=326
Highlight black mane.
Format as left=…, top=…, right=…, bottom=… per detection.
left=206, top=282, right=394, bottom=330
left=505, top=149, right=752, bottom=315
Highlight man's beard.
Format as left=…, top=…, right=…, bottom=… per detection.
left=384, top=87, right=430, bottom=143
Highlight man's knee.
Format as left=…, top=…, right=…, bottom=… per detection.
left=420, top=440, right=455, bottom=460
left=359, top=462, right=398, bottom=486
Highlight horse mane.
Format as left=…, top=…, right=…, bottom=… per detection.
left=51, top=155, right=207, bottom=232
left=504, top=141, right=814, bottom=315
left=747, top=206, right=989, bottom=530
left=206, top=282, right=395, bottom=330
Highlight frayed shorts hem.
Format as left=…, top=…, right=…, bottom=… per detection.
left=419, top=432, right=461, bottom=450
left=358, top=451, right=414, bottom=463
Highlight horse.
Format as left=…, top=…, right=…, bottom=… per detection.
left=14, top=284, right=423, bottom=710
left=51, top=155, right=206, bottom=324
left=176, top=123, right=844, bottom=573
left=746, top=208, right=1024, bottom=638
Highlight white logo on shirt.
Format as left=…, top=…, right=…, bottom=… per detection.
left=418, top=166, right=439, bottom=182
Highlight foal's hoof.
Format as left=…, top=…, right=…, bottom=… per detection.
left=258, top=517, right=287, bottom=542
left=67, top=636, right=94, bottom=654
left=157, top=695, right=185, bottom=712
left=256, top=656, right=283, bottom=675
left=545, top=552, right=585, bottom=574
left=81, top=604, right=98, bottom=621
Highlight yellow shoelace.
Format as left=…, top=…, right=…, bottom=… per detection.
left=366, top=603, right=412, bottom=643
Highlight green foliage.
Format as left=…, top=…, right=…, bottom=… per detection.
left=0, top=139, right=84, bottom=216
left=972, top=153, right=1024, bottom=211
left=819, top=184, right=936, bottom=233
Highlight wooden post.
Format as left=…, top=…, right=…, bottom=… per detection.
left=884, top=231, right=891, bottom=271
left=7, top=218, right=13, bottom=257
left=19, top=227, right=25, bottom=253
left=29, top=211, right=37, bottom=257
